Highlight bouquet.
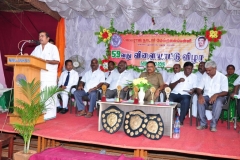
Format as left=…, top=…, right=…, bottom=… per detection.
left=132, top=77, right=152, bottom=91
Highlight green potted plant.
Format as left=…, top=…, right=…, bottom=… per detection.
left=12, top=79, right=62, bottom=160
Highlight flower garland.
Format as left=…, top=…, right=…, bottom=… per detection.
left=95, top=18, right=226, bottom=73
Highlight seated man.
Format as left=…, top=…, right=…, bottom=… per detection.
left=169, top=62, right=197, bottom=125
left=196, top=61, right=228, bottom=132
left=57, top=60, right=79, bottom=114
left=74, top=58, right=105, bottom=118
left=139, top=61, right=164, bottom=102
left=165, top=64, right=181, bottom=87
left=105, top=61, right=115, bottom=79
left=105, top=60, right=133, bottom=99
left=192, top=61, right=213, bottom=119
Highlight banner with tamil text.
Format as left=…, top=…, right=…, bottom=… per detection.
left=109, top=34, right=209, bottom=68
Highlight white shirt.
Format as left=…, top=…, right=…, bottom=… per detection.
left=105, top=69, right=115, bottom=79
left=106, top=70, right=134, bottom=90
left=31, top=42, right=60, bottom=81
left=81, top=69, right=105, bottom=92
left=197, top=71, right=228, bottom=97
left=195, top=71, right=204, bottom=83
left=165, top=73, right=175, bottom=85
left=233, top=76, right=240, bottom=96
left=58, top=69, right=79, bottom=92
left=171, top=72, right=197, bottom=95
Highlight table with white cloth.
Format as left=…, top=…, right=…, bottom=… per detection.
left=97, top=101, right=177, bottom=138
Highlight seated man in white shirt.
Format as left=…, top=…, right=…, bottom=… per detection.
left=165, top=64, right=181, bottom=87
left=196, top=61, right=228, bottom=132
left=169, top=62, right=197, bottom=125
left=105, top=61, right=115, bottom=79
left=105, top=60, right=133, bottom=99
left=192, top=61, right=213, bottom=119
left=74, top=58, right=105, bottom=118
left=57, top=60, right=79, bottom=114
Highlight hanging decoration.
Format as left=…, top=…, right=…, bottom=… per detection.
left=95, top=18, right=226, bottom=73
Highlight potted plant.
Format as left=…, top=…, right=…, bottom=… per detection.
left=12, top=79, right=62, bottom=160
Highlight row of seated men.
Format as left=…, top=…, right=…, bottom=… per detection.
left=56, top=59, right=240, bottom=132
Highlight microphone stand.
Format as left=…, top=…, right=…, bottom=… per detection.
left=20, top=41, right=29, bottom=55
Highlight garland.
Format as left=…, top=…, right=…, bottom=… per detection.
left=95, top=18, right=226, bottom=73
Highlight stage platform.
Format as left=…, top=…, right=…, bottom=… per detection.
left=0, top=111, right=239, bottom=159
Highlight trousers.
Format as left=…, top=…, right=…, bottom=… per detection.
left=197, top=96, right=226, bottom=128
left=74, top=90, right=97, bottom=112
left=169, top=93, right=191, bottom=123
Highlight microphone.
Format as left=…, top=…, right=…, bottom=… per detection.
left=28, top=40, right=40, bottom=45
left=18, top=40, right=40, bottom=55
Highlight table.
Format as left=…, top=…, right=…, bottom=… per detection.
left=97, top=101, right=177, bottom=138
left=0, top=133, right=14, bottom=160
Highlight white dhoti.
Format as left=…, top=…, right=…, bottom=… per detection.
left=192, top=94, right=212, bottom=120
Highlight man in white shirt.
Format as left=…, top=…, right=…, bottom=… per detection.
left=192, top=62, right=213, bottom=119
left=105, top=60, right=133, bottom=99
left=169, top=62, right=197, bottom=125
left=196, top=61, right=228, bottom=132
left=74, top=58, right=105, bottom=118
left=105, top=61, right=115, bottom=79
left=31, top=31, right=60, bottom=120
left=56, top=60, right=79, bottom=114
left=165, top=64, right=181, bottom=86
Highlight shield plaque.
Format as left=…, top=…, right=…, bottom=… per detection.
left=124, top=110, right=147, bottom=137
left=143, top=114, right=164, bottom=140
left=101, top=106, right=124, bottom=134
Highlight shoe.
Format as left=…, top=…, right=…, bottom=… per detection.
left=60, top=108, right=68, bottom=114
left=180, top=122, right=183, bottom=126
left=57, top=107, right=62, bottom=113
left=76, top=110, right=86, bottom=117
left=196, top=125, right=208, bottom=130
left=210, top=127, right=217, bottom=132
left=85, top=112, right=93, bottom=118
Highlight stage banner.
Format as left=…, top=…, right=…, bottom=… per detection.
left=109, top=34, right=209, bottom=68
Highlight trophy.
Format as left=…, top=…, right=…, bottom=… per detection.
left=165, top=87, right=171, bottom=105
left=133, top=86, right=139, bottom=104
left=150, top=87, right=156, bottom=104
left=116, top=85, right=122, bottom=102
left=101, top=84, right=107, bottom=102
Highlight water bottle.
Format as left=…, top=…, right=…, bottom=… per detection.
left=173, top=116, right=180, bottom=139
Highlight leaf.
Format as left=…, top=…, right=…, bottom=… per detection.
left=217, top=26, right=223, bottom=30
left=221, top=30, right=227, bottom=34
left=94, top=32, right=100, bottom=35
left=215, top=41, right=221, bottom=47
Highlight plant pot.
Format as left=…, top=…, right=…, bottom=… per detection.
left=138, top=87, right=145, bottom=104
left=13, top=150, right=37, bottom=160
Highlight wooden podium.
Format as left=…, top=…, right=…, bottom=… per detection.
left=5, top=55, right=47, bottom=124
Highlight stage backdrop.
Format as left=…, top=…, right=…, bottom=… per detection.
left=110, top=34, right=209, bottom=68
left=65, top=12, right=240, bottom=80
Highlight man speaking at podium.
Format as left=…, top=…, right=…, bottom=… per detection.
left=31, top=31, right=60, bottom=120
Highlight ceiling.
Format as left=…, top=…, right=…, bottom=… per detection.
left=39, top=0, right=240, bottom=23
left=0, top=0, right=61, bottom=21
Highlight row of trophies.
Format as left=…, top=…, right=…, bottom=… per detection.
left=101, top=84, right=172, bottom=104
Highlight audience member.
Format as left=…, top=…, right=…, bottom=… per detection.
left=57, top=60, right=79, bottom=114
left=196, top=61, right=228, bottom=132
left=169, top=62, right=197, bottom=125
left=139, top=61, right=164, bottom=102
left=105, top=60, right=133, bottom=99
left=105, top=61, right=115, bottom=79
left=74, top=58, right=105, bottom=118
left=165, top=64, right=181, bottom=86
left=223, top=65, right=239, bottom=120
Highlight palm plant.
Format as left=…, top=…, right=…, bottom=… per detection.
left=13, top=79, right=62, bottom=154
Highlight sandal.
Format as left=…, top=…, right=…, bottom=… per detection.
left=76, top=110, right=86, bottom=117
left=85, top=112, right=93, bottom=118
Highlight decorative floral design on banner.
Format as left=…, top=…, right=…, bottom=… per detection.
left=100, top=59, right=109, bottom=72
left=95, top=18, right=227, bottom=73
